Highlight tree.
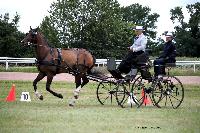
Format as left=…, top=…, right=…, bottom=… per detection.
left=121, top=3, right=160, bottom=56
left=40, top=16, right=61, bottom=47
left=0, top=13, right=28, bottom=57
left=170, top=2, right=200, bottom=57
left=40, top=0, right=160, bottom=58
left=121, top=3, right=160, bottom=40
left=40, top=0, right=127, bottom=58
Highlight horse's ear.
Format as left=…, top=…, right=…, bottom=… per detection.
left=36, top=26, right=39, bottom=32
left=30, top=26, right=32, bottom=30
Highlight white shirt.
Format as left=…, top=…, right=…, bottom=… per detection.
left=130, top=33, right=147, bottom=52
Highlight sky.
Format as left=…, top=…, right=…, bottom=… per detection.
left=0, top=0, right=199, bottom=35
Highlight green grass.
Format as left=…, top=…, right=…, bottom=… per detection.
left=1, top=65, right=200, bottom=76
left=167, top=68, right=200, bottom=76
left=0, top=66, right=38, bottom=73
left=0, top=81, right=200, bottom=133
left=148, top=68, right=200, bottom=76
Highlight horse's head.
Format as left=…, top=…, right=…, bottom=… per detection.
left=21, top=27, right=39, bottom=46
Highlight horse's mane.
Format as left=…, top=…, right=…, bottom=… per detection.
left=38, top=32, right=52, bottom=47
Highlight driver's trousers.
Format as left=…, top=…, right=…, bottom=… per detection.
left=118, top=51, right=144, bottom=74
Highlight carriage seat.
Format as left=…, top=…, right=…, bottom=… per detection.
left=107, top=57, right=116, bottom=71
left=107, top=57, right=124, bottom=79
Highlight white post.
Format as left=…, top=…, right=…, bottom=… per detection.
left=194, top=63, right=196, bottom=72
left=6, top=60, right=8, bottom=70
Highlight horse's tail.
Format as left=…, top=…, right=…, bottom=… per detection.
left=87, top=55, right=107, bottom=76
left=92, top=55, right=96, bottom=68
left=87, top=55, right=96, bottom=74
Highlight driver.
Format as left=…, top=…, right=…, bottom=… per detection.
left=116, top=26, right=147, bottom=76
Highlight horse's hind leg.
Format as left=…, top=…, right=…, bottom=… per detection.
left=69, top=74, right=89, bottom=106
left=74, top=75, right=89, bottom=98
left=69, top=74, right=82, bottom=106
left=73, top=74, right=82, bottom=99
left=33, top=72, right=46, bottom=100
left=74, top=74, right=89, bottom=97
left=81, top=75, right=89, bottom=88
left=46, top=73, right=63, bottom=99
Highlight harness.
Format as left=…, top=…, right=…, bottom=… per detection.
left=36, top=48, right=86, bottom=75
left=36, top=48, right=64, bottom=73
left=57, top=48, right=62, bottom=65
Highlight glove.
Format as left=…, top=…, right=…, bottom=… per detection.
left=130, top=47, right=136, bottom=52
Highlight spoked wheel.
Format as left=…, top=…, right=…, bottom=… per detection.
left=152, top=76, right=184, bottom=109
left=96, top=81, right=119, bottom=105
left=115, top=83, right=129, bottom=108
left=131, top=76, right=153, bottom=108
left=116, top=78, right=145, bottom=108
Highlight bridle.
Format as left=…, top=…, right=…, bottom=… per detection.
left=27, top=30, right=38, bottom=46
left=23, top=30, right=44, bottom=47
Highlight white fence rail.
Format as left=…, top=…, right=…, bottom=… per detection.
left=0, top=57, right=200, bottom=72
left=0, top=57, right=36, bottom=70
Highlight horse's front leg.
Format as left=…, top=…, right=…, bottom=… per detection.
left=33, top=72, right=46, bottom=100
left=46, top=73, right=63, bottom=99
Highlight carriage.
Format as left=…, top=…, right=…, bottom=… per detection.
left=96, top=59, right=184, bottom=109
left=94, top=57, right=184, bottom=109
left=21, top=27, right=184, bottom=108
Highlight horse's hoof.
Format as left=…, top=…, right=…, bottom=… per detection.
left=74, top=95, right=78, bottom=99
left=69, top=99, right=75, bottom=107
left=69, top=103, right=74, bottom=107
left=39, top=95, right=43, bottom=100
left=58, top=94, right=63, bottom=99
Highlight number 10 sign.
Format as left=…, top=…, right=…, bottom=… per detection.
left=20, top=92, right=31, bottom=102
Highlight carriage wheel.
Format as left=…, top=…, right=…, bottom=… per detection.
left=152, top=76, right=184, bottom=109
left=115, top=83, right=128, bottom=108
left=130, top=76, right=147, bottom=107
left=116, top=78, right=146, bottom=108
left=96, top=82, right=119, bottom=105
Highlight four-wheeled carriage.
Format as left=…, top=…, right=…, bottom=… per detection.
left=94, top=53, right=184, bottom=109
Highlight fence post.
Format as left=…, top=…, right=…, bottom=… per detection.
left=6, top=59, right=8, bottom=70
left=194, top=63, right=196, bottom=72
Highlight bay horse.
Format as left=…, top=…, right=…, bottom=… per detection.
left=21, top=27, right=95, bottom=106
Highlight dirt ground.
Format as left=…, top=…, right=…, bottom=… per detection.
left=0, top=72, right=200, bottom=84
